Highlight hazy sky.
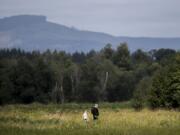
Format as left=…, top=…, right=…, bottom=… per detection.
left=0, top=0, right=180, bottom=37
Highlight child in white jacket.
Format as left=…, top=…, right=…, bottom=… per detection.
left=82, top=110, right=88, bottom=122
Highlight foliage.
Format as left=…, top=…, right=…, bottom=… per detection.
left=132, top=77, right=152, bottom=110
left=0, top=46, right=179, bottom=108
left=149, top=54, right=180, bottom=109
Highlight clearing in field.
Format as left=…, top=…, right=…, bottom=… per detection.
left=0, top=103, right=180, bottom=135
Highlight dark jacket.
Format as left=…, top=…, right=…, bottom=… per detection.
left=91, top=107, right=99, bottom=116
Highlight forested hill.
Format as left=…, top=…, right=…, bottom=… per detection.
left=0, top=15, right=180, bottom=52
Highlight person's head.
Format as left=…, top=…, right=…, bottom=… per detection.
left=94, top=104, right=98, bottom=108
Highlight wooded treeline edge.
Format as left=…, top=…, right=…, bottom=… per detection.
left=0, top=43, right=180, bottom=109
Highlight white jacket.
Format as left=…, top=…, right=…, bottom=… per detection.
left=83, top=111, right=88, bottom=121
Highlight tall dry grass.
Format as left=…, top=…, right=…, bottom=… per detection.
left=0, top=103, right=179, bottom=135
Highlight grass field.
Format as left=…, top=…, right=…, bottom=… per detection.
left=0, top=103, right=180, bottom=135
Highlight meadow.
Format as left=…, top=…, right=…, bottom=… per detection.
left=0, top=103, right=180, bottom=135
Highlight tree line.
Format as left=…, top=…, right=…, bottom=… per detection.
left=0, top=43, right=179, bottom=109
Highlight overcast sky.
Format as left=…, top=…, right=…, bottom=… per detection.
left=0, top=0, right=180, bottom=37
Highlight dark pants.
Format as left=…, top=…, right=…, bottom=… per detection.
left=93, top=115, right=98, bottom=120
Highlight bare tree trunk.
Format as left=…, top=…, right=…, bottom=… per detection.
left=103, top=72, right=109, bottom=92
left=60, top=76, right=64, bottom=104
left=73, top=66, right=80, bottom=100
left=60, top=84, right=64, bottom=104
left=71, top=75, right=75, bottom=100
left=52, top=81, right=58, bottom=103
left=102, top=72, right=109, bottom=100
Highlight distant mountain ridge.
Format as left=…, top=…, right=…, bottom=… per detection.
left=0, top=15, right=180, bottom=52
